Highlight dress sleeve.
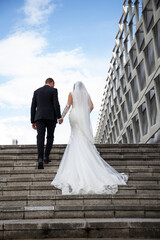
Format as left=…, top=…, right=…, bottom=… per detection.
left=62, top=103, right=70, bottom=119
left=61, top=92, right=72, bottom=119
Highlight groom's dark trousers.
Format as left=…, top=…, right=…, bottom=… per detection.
left=31, top=85, right=61, bottom=161
left=36, top=119, right=56, bottom=159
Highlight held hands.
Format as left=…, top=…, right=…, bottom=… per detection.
left=32, top=120, right=63, bottom=129
left=58, top=118, right=63, bottom=124
left=32, top=123, right=37, bottom=130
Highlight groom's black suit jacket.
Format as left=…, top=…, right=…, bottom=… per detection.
left=31, top=85, right=61, bottom=124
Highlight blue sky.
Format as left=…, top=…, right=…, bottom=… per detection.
left=0, top=0, right=124, bottom=144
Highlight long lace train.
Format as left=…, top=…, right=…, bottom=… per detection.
left=51, top=127, right=128, bottom=195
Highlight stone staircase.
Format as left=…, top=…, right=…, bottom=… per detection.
left=0, top=144, right=160, bottom=239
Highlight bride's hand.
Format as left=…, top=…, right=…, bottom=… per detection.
left=32, top=123, right=37, bottom=130
left=58, top=118, right=63, bottom=124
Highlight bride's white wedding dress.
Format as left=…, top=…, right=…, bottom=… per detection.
left=51, top=82, right=128, bottom=195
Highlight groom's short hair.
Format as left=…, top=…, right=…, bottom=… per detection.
left=45, top=78, right=54, bottom=84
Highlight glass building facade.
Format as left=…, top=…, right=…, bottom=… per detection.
left=95, top=0, right=160, bottom=144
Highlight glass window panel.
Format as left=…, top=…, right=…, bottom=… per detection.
left=109, top=81, right=113, bottom=89
left=150, top=89, right=155, bottom=99
left=131, top=77, right=139, bottom=103
left=110, top=133, right=113, bottom=144
left=147, top=129, right=160, bottom=144
left=139, top=102, right=148, bottom=136
left=115, top=120, right=119, bottom=137
left=109, top=113, right=113, bottom=126
left=106, top=125, right=109, bottom=136
left=130, top=44, right=137, bottom=68
left=107, top=120, right=111, bottom=131
left=154, top=0, right=160, bottom=9
left=138, top=0, right=143, bottom=20
left=129, top=15, right=136, bottom=40
left=111, top=105, right=116, bottom=119
left=150, top=92, right=157, bottom=126
left=123, top=13, right=129, bottom=33
left=111, top=72, right=115, bottom=81
left=114, top=97, right=119, bottom=112
left=154, top=74, right=160, bottom=105
left=122, top=102, right=127, bottom=123
left=116, top=47, right=120, bottom=59
left=120, top=30, right=125, bottom=49
left=126, top=90, right=132, bottom=113
left=147, top=88, right=157, bottom=126
left=120, top=53, right=124, bottom=68
left=125, top=62, right=132, bottom=82
left=145, top=40, right=155, bottom=76
left=153, top=20, right=160, bottom=58
left=111, top=95, right=113, bottom=107
left=112, top=127, right=116, bottom=142
left=137, top=60, right=146, bottom=91
left=117, top=67, right=120, bottom=81
left=124, top=35, right=129, bottom=54
left=132, top=114, right=141, bottom=143
left=113, top=87, right=116, bottom=99
left=136, top=24, right=145, bottom=52
left=117, top=88, right=122, bottom=104
left=108, top=97, right=111, bottom=112
left=113, top=59, right=117, bottom=70
left=120, top=76, right=127, bottom=94
left=132, top=15, right=136, bottom=37
left=143, top=0, right=154, bottom=33
left=114, top=78, right=118, bottom=90
left=118, top=112, right=123, bottom=130
left=142, top=102, right=146, bottom=112
left=122, top=133, right=127, bottom=143
left=127, top=124, right=134, bottom=143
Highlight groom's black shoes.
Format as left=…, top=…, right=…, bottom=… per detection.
left=44, top=156, right=51, bottom=164
left=38, top=158, right=44, bottom=169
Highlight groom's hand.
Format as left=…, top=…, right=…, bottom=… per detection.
left=58, top=118, right=63, bottom=124
left=32, top=123, right=37, bottom=130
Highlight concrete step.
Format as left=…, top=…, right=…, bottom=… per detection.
left=0, top=167, right=160, bottom=178
left=1, top=143, right=160, bottom=150
left=17, top=239, right=160, bottom=240
left=1, top=204, right=160, bottom=220
left=0, top=154, right=160, bottom=161
left=0, top=147, right=160, bottom=156
left=1, top=185, right=160, bottom=196
left=0, top=218, right=160, bottom=239
left=0, top=144, right=160, bottom=239
left=0, top=176, right=159, bottom=187
left=0, top=168, right=160, bottom=178
left=0, top=161, right=160, bottom=172
left=0, top=145, right=160, bottom=160
left=0, top=194, right=160, bottom=207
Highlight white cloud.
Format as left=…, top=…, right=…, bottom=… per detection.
left=0, top=116, right=28, bottom=123
left=0, top=31, right=47, bottom=77
left=0, top=0, right=107, bottom=145
left=23, top=0, right=56, bottom=26
left=0, top=122, right=35, bottom=145
left=0, top=31, right=106, bottom=109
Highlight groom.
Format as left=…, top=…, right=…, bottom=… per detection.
left=31, top=78, right=63, bottom=169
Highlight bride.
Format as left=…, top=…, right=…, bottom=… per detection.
left=51, top=81, right=128, bottom=195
